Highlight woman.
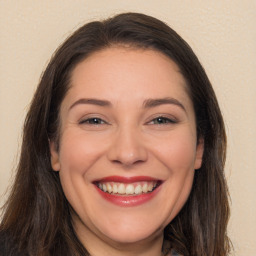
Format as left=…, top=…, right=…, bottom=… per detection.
left=0, top=13, right=231, bottom=256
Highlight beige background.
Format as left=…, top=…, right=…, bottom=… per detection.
left=0, top=1, right=255, bottom=255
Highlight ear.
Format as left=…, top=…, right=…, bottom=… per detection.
left=49, top=140, right=61, bottom=171
left=194, top=137, right=204, bottom=170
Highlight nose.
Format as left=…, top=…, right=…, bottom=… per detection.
left=107, top=127, right=148, bottom=167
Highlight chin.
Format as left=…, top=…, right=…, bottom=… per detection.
left=100, top=220, right=163, bottom=245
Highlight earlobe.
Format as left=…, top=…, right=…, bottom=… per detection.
left=194, top=137, right=204, bottom=170
left=49, top=140, right=61, bottom=171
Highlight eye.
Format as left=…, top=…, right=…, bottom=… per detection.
left=148, top=116, right=177, bottom=125
left=79, top=117, right=107, bottom=125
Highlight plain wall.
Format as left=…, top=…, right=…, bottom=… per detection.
left=0, top=1, right=255, bottom=255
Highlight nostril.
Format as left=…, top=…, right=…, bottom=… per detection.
left=111, top=158, right=145, bottom=167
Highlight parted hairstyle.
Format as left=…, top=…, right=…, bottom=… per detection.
left=0, top=12, right=231, bottom=256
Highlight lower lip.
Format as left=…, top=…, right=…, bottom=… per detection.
left=95, top=185, right=161, bottom=207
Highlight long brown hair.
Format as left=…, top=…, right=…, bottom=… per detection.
left=0, top=13, right=231, bottom=256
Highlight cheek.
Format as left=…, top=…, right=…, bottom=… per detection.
left=57, top=130, right=107, bottom=206
left=153, top=131, right=197, bottom=171
left=58, top=130, right=105, bottom=175
left=155, top=133, right=196, bottom=221
left=57, top=131, right=107, bottom=212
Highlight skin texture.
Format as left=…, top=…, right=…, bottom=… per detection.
left=50, top=47, right=204, bottom=256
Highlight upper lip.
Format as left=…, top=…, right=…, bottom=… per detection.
left=94, top=175, right=161, bottom=183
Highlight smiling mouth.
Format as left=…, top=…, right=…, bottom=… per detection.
left=96, top=181, right=161, bottom=196
left=94, top=176, right=162, bottom=206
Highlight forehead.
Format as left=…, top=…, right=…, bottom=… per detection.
left=64, top=47, right=192, bottom=109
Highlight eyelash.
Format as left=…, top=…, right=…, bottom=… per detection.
left=79, top=117, right=108, bottom=125
left=79, top=116, right=177, bottom=126
left=147, top=116, right=177, bottom=125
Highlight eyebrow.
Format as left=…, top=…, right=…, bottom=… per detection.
left=69, top=98, right=112, bottom=110
left=69, top=97, right=186, bottom=112
left=143, top=97, right=186, bottom=111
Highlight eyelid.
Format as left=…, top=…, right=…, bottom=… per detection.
left=78, top=115, right=110, bottom=125
left=145, top=114, right=178, bottom=125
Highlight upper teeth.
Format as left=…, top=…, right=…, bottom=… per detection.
left=98, top=181, right=157, bottom=195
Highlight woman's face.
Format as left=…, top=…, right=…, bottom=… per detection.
left=50, top=47, right=203, bottom=250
